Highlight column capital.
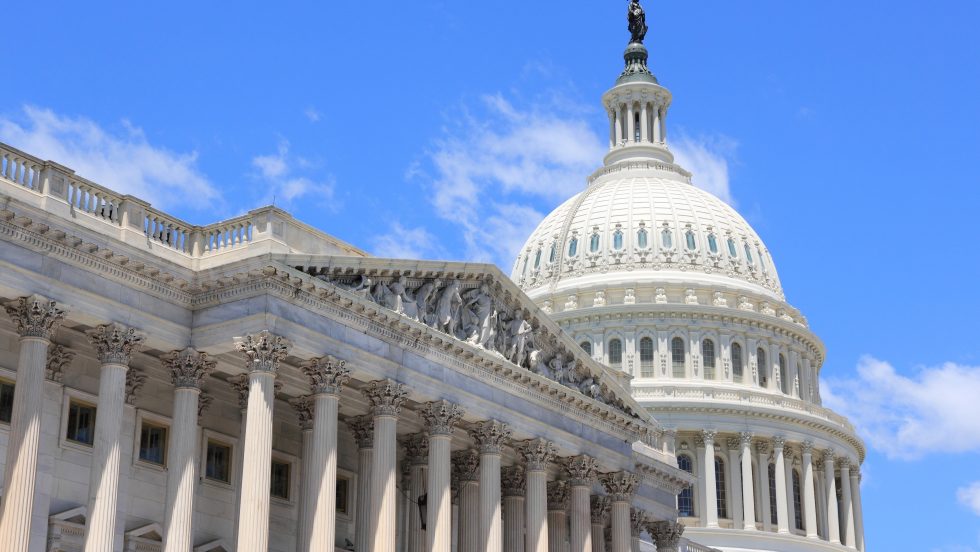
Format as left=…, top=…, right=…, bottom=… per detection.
left=451, top=449, right=480, bottom=483
left=837, top=456, right=852, bottom=470
left=755, top=440, right=772, bottom=456
left=772, top=436, right=786, bottom=452
left=469, top=419, right=512, bottom=455
left=301, top=355, right=350, bottom=396
left=290, top=395, right=315, bottom=431
left=419, top=399, right=464, bottom=436
left=162, top=348, right=215, bottom=389
left=125, top=368, right=147, bottom=405
left=547, top=480, right=569, bottom=511
left=401, top=432, right=429, bottom=465
left=3, top=295, right=65, bottom=340
left=590, top=495, right=610, bottom=524
left=516, top=438, right=556, bottom=472
left=501, top=465, right=526, bottom=497
left=563, top=454, right=600, bottom=487
left=823, top=448, right=836, bottom=463
left=783, top=446, right=796, bottom=463
left=228, top=374, right=250, bottom=409
left=600, top=471, right=639, bottom=502
left=362, top=379, right=408, bottom=417
left=345, top=415, right=375, bottom=449
left=86, top=323, right=144, bottom=365
left=739, top=431, right=754, bottom=447
left=726, top=436, right=741, bottom=449
left=630, top=508, right=646, bottom=537
left=646, top=520, right=684, bottom=550
left=234, top=331, right=289, bottom=374
left=700, top=429, right=717, bottom=445
left=46, top=344, right=75, bottom=383
left=801, top=440, right=815, bottom=455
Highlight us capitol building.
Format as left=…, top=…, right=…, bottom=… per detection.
left=0, top=4, right=864, bottom=552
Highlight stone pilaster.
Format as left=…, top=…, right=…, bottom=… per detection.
left=346, top=415, right=374, bottom=552
left=362, top=379, right=408, bottom=552
left=291, top=396, right=315, bottom=552
left=700, top=430, right=719, bottom=528
left=233, top=331, right=289, bottom=552
left=517, top=439, right=555, bottom=552
left=772, top=436, right=789, bottom=533
left=590, top=496, right=609, bottom=552
left=784, top=446, right=798, bottom=534
left=0, top=296, right=64, bottom=552
left=402, top=433, right=429, bottom=552
left=453, top=449, right=481, bottom=552
left=838, top=457, right=855, bottom=548
left=600, top=471, right=638, bottom=552
left=420, top=400, right=463, bottom=552
left=161, top=349, right=214, bottom=552
left=740, top=433, right=756, bottom=530
left=756, top=440, right=772, bottom=531
left=851, top=469, right=865, bottom=551
left=823, top=449, right=841, bottom=544
left=801, top=442, right=818, bottom=538
left=565, top=455, right=598, bottom=552
left=547, top=481, right=569, bottom=552
left=646, top=521, right=684, bottom=552
left=471, top=420, right=511, bottom=552
left=502, top=466, right=527, bottom=552
left=725, top=436, right=744, bottom=529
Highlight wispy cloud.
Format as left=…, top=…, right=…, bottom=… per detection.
left=822, top=356, right=980, bottom=460
left=371, top=222, right=447, bottom=260
left=0, top=105, right=220, bottom=211
left=958, top=482, right=980, bottom=517
left=251, top=140, right=334, bottom=207
left=671, top=133, right=738, bottom=206
left=304, top=108, right=321, bottom=123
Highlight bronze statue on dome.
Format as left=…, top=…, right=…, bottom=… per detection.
left=628, top=0, right=648, bottom=44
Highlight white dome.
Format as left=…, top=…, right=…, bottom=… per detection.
left=511, top=162, right=784, bottom=300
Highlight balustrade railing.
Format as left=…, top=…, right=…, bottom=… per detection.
left=201, top=216, right=253, bottom=253
left=67, top=178, right=125, bottom=224
left=0, top=145, right=44, bottom=191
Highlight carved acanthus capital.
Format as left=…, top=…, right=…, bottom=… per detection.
left=801, top=440, right=814, bottom=455
left=361, top=380, right=409, bottom=417
left=402, top=432, right=429, bottom=465
left=452, top=449, right=480, bottom=483
left=837, top=457, right=852, bottom=470
left=125, top=368, right=146, bottom=405
left=197, top=390, right=213, bottom=420
left=516, top=438, right=556, bottom=472
left=419, top=400, right=464, bottom=436
left=726, top=436, right=741, bottom=449
left=290, top=395, right=315, bottom=431
left=86, top=323, right=145, bottom=366
left=302, top=355, right=350, bottom=396
left=631, top=508, right=647, bottom=536
left=823, top=448, right=836, bottom=464
left=469, top=420, right=512, bottom=455
left=600, top=471, right=639, bottom=502
left=234, top=331, right=289, bottom=374
left=647, top=520, right=685, bottom=549
left=564, top=455, right=600, bottom=487
left=755, top=440, right=771, bottom=456
left=162, top=348, right=215, bottom=389
left=346, top=415, right=375, bottom=449
left=547, top=480, right=569, bottom=510
left=228, top=374, right=250, bottom=409
left=771, top=436, right=786, bottom=452
left=45, top=344, right=75, bottom=383
left=590, top=495, right=610, bottom=524
left=3, top=295, right=65, bottom=339
left=739, top=431, right=754, bottom=448
left=783, top=446, right=796, bottom=463
left=501, top=465, right=526, bottom=497
left=700, top=429, right=717, bottom=446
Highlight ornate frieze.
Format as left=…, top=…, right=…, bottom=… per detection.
left=301, top=355, right=350, bottom=396
left=516, top=438, right=555, bottom=471
left=547, top=480, right=569, bottom=510
left=290, top=396, right=315, bottom=431
left=125, top=368, right=146, bottom=405
left=601, top=471, right=639, bottom=502
left=469, top=420, right=511, bottom=455
left=501, top=465, right=526, bottom=497
left=86, top=323, right=144, bottom=365
left=234, top=331, right=289, bottom=374
left=564, top=455, right=599, bottom=487
left=345, top=415, right=374, bottom=449
left=451, top=449, right=480, bottom=483
left=401, top=432, right=429, bottom=465
left=590, top=495, right=610, bottom=524
left=362, top=379, right=408, bottom=417
left=161, top=348, right=215, bottom=389
left=3, top=295, right=65, bottom=339
left=419, top=400, right=464, bottom=436
left=45, top=344, right=75, bottom=383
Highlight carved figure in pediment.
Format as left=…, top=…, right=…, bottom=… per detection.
left=414, top=279, right=442, bottom=326
left=528, top=348, right=554, bottom=378
left=341, top=275, right=374, bottom=299
left=436, top=280, right=463, bottom=336
left=462, top=284, right=495, bottom=349
left=388, top=276, right=416, bottom=317
left=506, top=310, right=533, bottom=366
left=371, top=280, right=394, bottom=308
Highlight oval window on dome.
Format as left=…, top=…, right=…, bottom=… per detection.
left=685, top=230, right=696, bottom=250
left=708, top=234, right=718, bottom=254
left=613, top=230, right=624, bottom=250
left=568, top=237, right=578, bottom=257
left=637, top=228, right=649, bottom=249
left=549, top=242, right=557, bottom=264
left=744, top=243, right=754, bottom=265
left=727, top=238, right=738, bottom=258
left=661, top=229, right=673, bottom=248
left=533, top=249, right=541, bottom=269
left=590, top=233, right=600, bottom=253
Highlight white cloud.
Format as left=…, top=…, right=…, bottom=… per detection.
left=304, top=108, right=321, bottom=123
left=822, top=356, right=980, bottom=459
left=0, top=105, right=220, bottom=211
left=371, top=222, right=447, bottom=260
left=671, top=133, right=737, bottom=206
left=958, top=482, right=980, bottom=517
left=250, top=140, right=334, bottom=206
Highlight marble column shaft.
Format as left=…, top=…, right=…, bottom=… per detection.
left=295, top=404, right=315, bottom=552
left=519, top=439, right=555, bottom=552
left=850, top=470, right=865, bottom=551
left=471, top=420, right=509, bottom=552
left=0, top=296, right=63, bottom=552
left=601, top=472, right=637, bottom=552
left=740, top=434, right=756, bottom=530
left=725, top=438, right=743, bottom=530
left=565, top=455, right=598, bottom=552
left=348, top=417, right=374, bottom=552
left=824, top=451, right=841, bottom=544
left=839, top=460, right=855, bottom=548
left=700, top=431, right=719, bottom=528
left=421, top=400, right=463, bottom=552
left=363, top=380, right=407, bottom=552
left=773, top=438, right=789, bottom=533
left=547, top=510, right=568, bottom=552
left=589, top=495, right=608, bottom=552
left=503, top=466, right=527, bottom=552
left=756, top=442, right=772, bottom=531
left=801, top=444, right=818, bottom=538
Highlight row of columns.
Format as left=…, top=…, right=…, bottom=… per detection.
left=607, top=102, right=666, bottom=148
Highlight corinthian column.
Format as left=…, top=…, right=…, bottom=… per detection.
left=453, top=449, right=481, bottom=552
left=646, top=521, right=683, bottom=552
left=346, top=416, right=375, bottom=552
left=362, top=380, right=408, bottom=552
left=699, top=431, right=719, bottom=528
left=600, top=471, right=639, bottom=552
left=517, top=439, right=556, bottom=552
left=739, top=433, right=756, bottom=530
left=851, top=469, right=865, bottom=551
left=301, top=356, right=350, bottom=552
left=233, top=331, right=289, bottom=552
left=725, top=436, right=744, bottom=529
left=772, top=437, right=789, bottom=533
left=823, top=450, right=841, bottom=544
left=590, top=496, right=609, bottom=552
left=502, top=466, right=527, bottom=552
left=565, top=456, right=598, bottom=552
left=756, top=441, right=772, bottom=531
left=161, top=349, right=215, bottom=552
left=801, top=442, right=818, bottom=538
left=546, top=481, right=569, bottom=552
left=291, top=396, right=315, bottom=552
left=420, top=400, right=464, bottom=552
left=838, top=458, right=855, bottom=548
left=82, top=323, right=144, bottom=552
left=0, top=296, right=64, bottom=551
left=471, top=420, right=511, bottom=552
left=629, top=509, right=645, bottom=552
left=402, top=433, right=429, bottom=552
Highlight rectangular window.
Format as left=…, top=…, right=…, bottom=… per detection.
left=205, top=441, right=232, bottom=483
left=271, top=460, right=291, bottom=500
left=138, top=423, right=168, bottom=466
left=0, top=381, right=14, bottom=424
left=66, top=401, right=96, bottom=446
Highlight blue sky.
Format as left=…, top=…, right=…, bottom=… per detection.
left=3, top=1, right=980, bottom=550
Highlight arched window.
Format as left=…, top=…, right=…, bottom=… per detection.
left=768, top=463, right=778, bottom=525
left=708, top=233, right=718, bottom=254
left=779, top=354, right=788, bottom=394
left=637, top=228, right=649, bottom=249
left=678, top=455, right=695, bottom=517
left=792, top=469, right=804, bottom=530
left=634, top=111, right=642, bottom=142
left=732, top=342, right=744, bottom=382
left=702, top=339, right=716, bottom=380
left=715, top=456, right=729, bottom=519
left=685, top=230, right=697, bottom=250
left=590, top=233, right=600, bottom=253
left=727, top=238, right=738, bottom=258
left=671, top=337, right=685, bottom=378
left=521, top=255, right=529, bottom=276
left=608, top=338, right=623, bottom=368
left=580, top=341, right=592, bottom=355
left=549, top=242, right=557, bottom=264
left=661, top=228, right=673, bottom=248
left=757, top=348, right=768, bottom=387
left=744, top=243, right=754, bottom=265
left=757, top=247, right=768, bottom=274
left=568, top=237, right=578, bottom=257
left=533, top=249, right=541, bottom=269
left=613, top=230, right=624, bottom=250
left=639, top=337, right=654, bottom=378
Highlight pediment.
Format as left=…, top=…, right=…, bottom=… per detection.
left=50, top=506, right=86, bottom=524
left=194, top=540, right=229, bottom=552
left=126, top=522, right=163, bottom=541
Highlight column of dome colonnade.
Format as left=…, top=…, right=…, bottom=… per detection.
left=0, top=296, right=65, bottom=551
